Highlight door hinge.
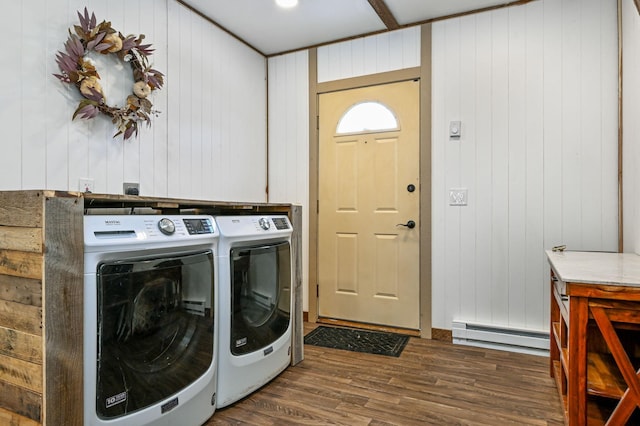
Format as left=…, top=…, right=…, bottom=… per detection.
left=316, top=115, right=319, bottom=130
left=316, top=284, right=319, bottom=297
left=317, top=199, right=319, bottom=213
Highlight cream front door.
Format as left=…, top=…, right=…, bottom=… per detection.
left=318, top=80, right=420, bottom=330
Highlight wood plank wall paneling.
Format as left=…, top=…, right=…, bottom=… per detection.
left=268, top=51, right=310, bottom=311
left=541, top=0, right=564, bottom=329
left=0, top=276, right=42, bottom=308
left=316, top=26, right=421, bottom=83
left=0, top=227, right=43, bottom=254
left=0, top=252, right=43, bottom=281
left=623, top=0, right=640, bottom=255
left=170, top=0, right=268, bottom=202
left=524, top=2, right=546, bottom=334
left=43, top=195, right=84, bottom=426
left=0, top=191, right=83, bottom=424
left=0, top=326, right=42, bottom=363
left=431, top=0, right=619, bottom=333
left=1, top=0, right=267, bottom=204
left=0, top=353, right=43, bottom=392
left=0, top=192, right=44, bottom=228
left=167, top=0, right=268, bottom=203
left=0, top=301, right=42, bottom=336
left=290, top=205, right=304, bottom=365
left=1, top=4, right=23, bottom=190
left=0, top=191, right=44, bottom=423
left=0, top=393, right=41, bottom=426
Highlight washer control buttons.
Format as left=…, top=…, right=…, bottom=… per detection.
left=272, top=217, right=290, bottom=230
left=258, top=217, right=271, bottom=230
left=158, top=218, right=176, bottom=235
left=183, top=218, right=214, bottom=234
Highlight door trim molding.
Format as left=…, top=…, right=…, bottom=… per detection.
left=307, top=24, right=432, bottom=338
left=308, top=48, right=319, bottom=325
left=316, top=67, right=421, bottom=94
left=419, top=23, right=432, bottom=339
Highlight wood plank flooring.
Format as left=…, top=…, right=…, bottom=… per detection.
left=205, top=323, right=565, bottom=425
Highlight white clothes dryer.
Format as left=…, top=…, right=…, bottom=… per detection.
left=84, top=215, right=219, bottom=425
left=214, top=215, right=293, bottom=408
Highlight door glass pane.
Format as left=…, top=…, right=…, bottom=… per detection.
left=336, top=101, right=398, bottom=134
left=230, top=242, right=291, bottom=355
left=95, top=251, right=214, bottom=419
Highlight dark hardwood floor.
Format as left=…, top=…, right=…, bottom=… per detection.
left=205, top=323, right=565, bottom=425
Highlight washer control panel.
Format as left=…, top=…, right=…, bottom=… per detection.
left=84, top=215, right=218, bottom=249
left=252, top=216, right=290, bottom=233
left=214, top=215, right=292, bottom=238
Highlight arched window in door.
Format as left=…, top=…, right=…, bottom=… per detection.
left=336, top=101, right=399, bottom=134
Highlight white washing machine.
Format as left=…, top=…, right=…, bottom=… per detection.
left=215, top=215, right=293, bottom=408
left=84, top=215, right=219, bottom=426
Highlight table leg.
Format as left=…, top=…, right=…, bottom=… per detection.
left=568, top=296, right=589, bottom=425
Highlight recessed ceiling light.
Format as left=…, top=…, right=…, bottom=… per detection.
left=275, top=0, right=298, bottom=8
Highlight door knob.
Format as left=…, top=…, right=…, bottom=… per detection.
left=407, top=184, right=416, bottom=193
left=396, top=220, right=416, bottom=229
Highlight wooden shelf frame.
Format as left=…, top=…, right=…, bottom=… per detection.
left=549, top=261, right=640, bottom=425
left=0, top=190, right=304, bottom=426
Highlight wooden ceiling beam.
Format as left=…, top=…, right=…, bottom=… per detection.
left=368, top=0, right=400, bottom=30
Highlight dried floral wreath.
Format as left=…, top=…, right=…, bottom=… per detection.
left=54, top=8, right=164, bottom=140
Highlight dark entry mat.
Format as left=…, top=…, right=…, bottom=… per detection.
left=304, top=326, right=409, bottom=357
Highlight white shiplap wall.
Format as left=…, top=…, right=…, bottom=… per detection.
left=167, top=1, right=267, bottom=201
left=0, top=0, right=267, bottom=202
left=317, top=26, right=421, bottom=83
left=267, top=51, right=310, bottom=310
left=623, top=0, right=640, bottom=254
left=432, top=0, right=619, bottom=331
left=268, top=0, right=619, bottom=333
left=8, top=0, right=622, bottom=333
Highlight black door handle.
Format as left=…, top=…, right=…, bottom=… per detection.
left=396, top=220, right=416, bottom=229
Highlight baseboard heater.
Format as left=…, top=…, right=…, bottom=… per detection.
left=451, top=321, right=549, bottom=356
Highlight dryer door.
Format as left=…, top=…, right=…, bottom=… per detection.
left=230, top=241, right=291, bottom=355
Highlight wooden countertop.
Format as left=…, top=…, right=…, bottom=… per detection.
left=545, top=250, right=640, bottom=287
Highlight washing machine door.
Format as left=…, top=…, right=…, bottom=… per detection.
left=230, top=241, right=291, bottom=355
left=95, top=250, right=214, bottom=419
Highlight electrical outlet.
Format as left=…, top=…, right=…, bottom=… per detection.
left=123, top=182, right=140, bottom=195
left=79, top=178, right=94, bottom=193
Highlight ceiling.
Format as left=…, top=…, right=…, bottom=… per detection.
left=179, top=0, right=530, bottom=56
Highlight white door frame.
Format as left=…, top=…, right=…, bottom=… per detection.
left=307, top=23, right=432, bottom=338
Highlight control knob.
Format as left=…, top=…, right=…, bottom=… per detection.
left=158, top=218, right=176, bottom=235
left=258, top=217, right=271, bottom=230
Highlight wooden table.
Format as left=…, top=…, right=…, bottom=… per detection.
left=547, top=250, right=640, bottom=425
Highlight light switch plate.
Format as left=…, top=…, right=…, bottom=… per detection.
left=449, top=121, right=461, bottom=138
left=449, top=188, right=467, bottom=206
